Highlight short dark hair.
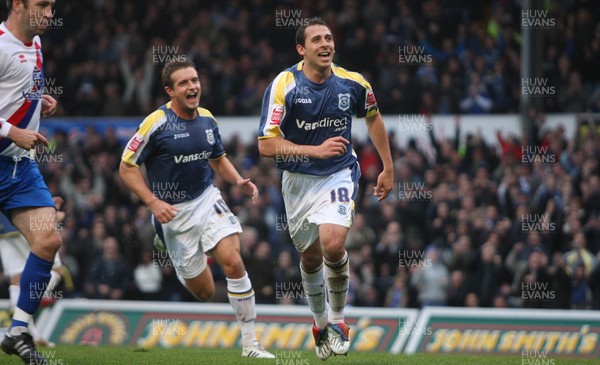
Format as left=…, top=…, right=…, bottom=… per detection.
left=6, top=0, right=27, bottom=12
left=161, top=59, right=196, bottom=88
left=295, top=17, right=329, bottom=46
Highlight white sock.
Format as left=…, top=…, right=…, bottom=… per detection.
left=300, top=263, right=329, bottom=329
left=29, top=320, right=41, bottom=341
left=226, top=272, right=257, bottom=347
left=46, top=270, right=61, bottom=294
left=9, top=285, right=30, bottom=336
left=324, top=251, right=349, bottom=323
left=10, top=308, right=31, bottom=336
left=9, top=284, right=19, bottom=309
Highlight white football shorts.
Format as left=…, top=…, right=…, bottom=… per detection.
left=282, top=164, right=359, bottom=252
left=154, top=185, right=242, bottom=280
left=0, top=233, right=62, bottom=277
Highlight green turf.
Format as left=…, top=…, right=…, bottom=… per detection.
left=1, top=345, right=597, bottom=365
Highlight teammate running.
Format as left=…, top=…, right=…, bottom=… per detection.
left=120, top=59, right=274, bottom=359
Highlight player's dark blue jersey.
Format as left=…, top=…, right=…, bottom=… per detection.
left=122, top=102, right=226, bottom=204
left=258, top=62, right=378, bottom=176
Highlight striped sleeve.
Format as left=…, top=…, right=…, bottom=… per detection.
left=258, top=70, right=295, bottom=139
left=122, top=109, right=167, bottom=166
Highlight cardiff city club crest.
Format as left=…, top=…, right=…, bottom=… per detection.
left=205, top=129, right=214, bottom=145
left=338, top=93, right=350, bottom=111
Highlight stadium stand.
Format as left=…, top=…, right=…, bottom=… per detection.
left=0, top=0, right=599, bottom=311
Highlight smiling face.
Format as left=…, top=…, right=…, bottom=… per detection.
left=296, top=24, right=335, bottom=73
left=164, top=67, right=200, bottom=119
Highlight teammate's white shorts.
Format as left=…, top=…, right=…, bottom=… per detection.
left=282, top=164, right=359, bottom=253
left=0, top=233, right=62, bottom=277
left=154, top=185, right=242, bottom=280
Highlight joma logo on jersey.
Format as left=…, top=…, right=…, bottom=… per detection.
left=295, top=117, right=348, bottom=130
left=294, top=98, right=312, bottom=104
left=173, top=133, right=190, bottom=140
left=174, top=151, right=212, bottom=163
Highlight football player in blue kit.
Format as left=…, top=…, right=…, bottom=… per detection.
left=120, top=60, right=274, bottom=359
left=258, top=18, right=393, bottom=360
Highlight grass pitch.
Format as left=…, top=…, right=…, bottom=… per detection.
left=1, top=345, right=597, bottom=365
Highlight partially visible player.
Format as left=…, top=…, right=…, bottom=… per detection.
left=0, top=198, right=64, bottom=348
left=257, top=18, right=393, bottom=360
left=120, top=60, right=274, bottom=359
left=1, top=0, right=61, bottom=363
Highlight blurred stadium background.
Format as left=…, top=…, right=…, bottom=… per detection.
left=1, top=0, right=600, bottom=363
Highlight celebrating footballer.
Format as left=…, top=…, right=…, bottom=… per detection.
left=258, top=17, right=393, bottom=360
left=120, top=60, right=274, bottom=359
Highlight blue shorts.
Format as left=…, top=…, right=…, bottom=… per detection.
left=0, top=156, right=55, bottom=217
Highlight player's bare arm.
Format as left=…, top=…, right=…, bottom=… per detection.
left=118, top=161, right=178, bottom=223
left=365, top=112, right=393, bottom=201
left=209, top=157, right=258, bottom=201
left=258, top=135, right=349, bottom=159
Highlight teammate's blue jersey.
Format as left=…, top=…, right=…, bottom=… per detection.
left=258, top=61, right=379, bottom=176
left=0, top=212, right=18, bottom=235
left=122, top=102, right=226, bottom=204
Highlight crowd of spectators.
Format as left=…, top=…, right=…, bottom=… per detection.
left=0, top=112, right=598, bottom=311
left=0, top=1, right=599, bottom=310
left=0, top=0, right=598, bottom=116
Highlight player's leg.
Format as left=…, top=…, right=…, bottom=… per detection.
left=283, top=171, right=333, bottom=360
left=8, top=207, right=61, bottom=329
left=31, top=254, right=63, bottom=348
left=298, top=238, right=333, bottom=360
left=2, top=207, right=60, bottom=364
left=311, top=166, right=358, bottom=356
left=182, top=268, right=215, bottom=301
left=0, top=233, right=30, bottom=314
left=210, top=234, right=273, bottom=358
left=153, top=202, right=216, bottom=301
left=199, top=185, right=273, bottom=359
left=299, top=239, right=329, bottom=329
left=319, top=223, right=351, bottom=355
left=8, top=272, right=59, bottom=348
left=2, top=234, right=61, bottom=348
